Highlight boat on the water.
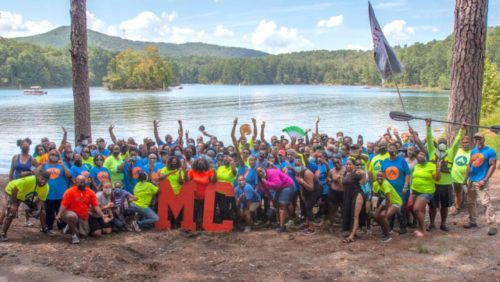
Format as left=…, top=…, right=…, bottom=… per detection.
left=23, top=86, right=47, bottom=95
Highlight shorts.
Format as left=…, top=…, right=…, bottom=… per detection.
left=413, top=191, right=434, bottom=204
left=380, top=199, right=402, bottom=211
left=304, top=189, right=321, bottom=220
left=274, top=186, right=294, bottom=204
left=453, top=182, right=466, bottom=193
left=327, top=190, right=344, bottom=205
left=430, top=184, right=454, bottom=209
left=63, top=211, right=90, bottom=236
left=89, top=215, right=112, bottom=232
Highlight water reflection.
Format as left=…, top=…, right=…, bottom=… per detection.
left=0, top=85, right=449, bottom=172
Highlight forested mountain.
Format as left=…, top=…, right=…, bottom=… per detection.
left=13, top=26, right=268, bottom=58
left=1, top=26, right=499, bottom=89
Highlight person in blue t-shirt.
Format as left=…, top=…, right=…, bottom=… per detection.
left=234, top=176, right=261, bottom=232
left=381, top=143, right=411, bottom=233
left=91, top=138, right=110, bottom=157
left=69, top=154, right=90, bottom=184
left=40, top=150, right=72, bottom=231
left=89, top=154, right=111, bottom=191
left=464, top=132, right=497, bottom=236
left=123, top=149, right=144, bottom=193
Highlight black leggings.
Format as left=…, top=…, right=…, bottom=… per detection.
left=45, top=199, right=65, bottom=230
left=304, top=190, right=321, bottom=221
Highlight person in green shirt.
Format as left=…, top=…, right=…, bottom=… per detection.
left=369, top=141, right=390, bottom=181
left=450, top=136, right=471, bottom=215
left=373, top=172, right=403, bottom=242
left=159, top=156, right=187, bottom=195
left=426, top=120, right=465, bottom=232
left=411, top=151, right=441, bottom=237
left=130, top=172, right=159, bottom=229
left=103, top=145, right=126, bottom=187
left=0, top=171, right=51, bottom=241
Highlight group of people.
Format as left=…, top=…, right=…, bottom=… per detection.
left=0, top=117, right=497, bottom=245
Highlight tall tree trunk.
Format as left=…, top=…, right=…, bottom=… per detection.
left=447, top=0, right=487, bottom=142
left=70, top=0, right=91, bottom=143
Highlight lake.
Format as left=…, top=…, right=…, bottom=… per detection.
left=0, top=84, right=449, bottom=173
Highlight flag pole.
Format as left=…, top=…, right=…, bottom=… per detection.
left=387, top=64, right=411, bottom=128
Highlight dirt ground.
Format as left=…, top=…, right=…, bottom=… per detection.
left=1, top=173, right=499, bottom=282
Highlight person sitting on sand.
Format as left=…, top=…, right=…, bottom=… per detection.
left=56, top=175, right=111, bottom=244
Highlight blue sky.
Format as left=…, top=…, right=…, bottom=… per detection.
left=0, top=0, right=498, bottom=54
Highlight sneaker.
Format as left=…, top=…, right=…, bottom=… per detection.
left=71, top=234, right=80, bottom=244
left=285, top=219, right=295, bottom=227
left=449, top=207, right=460, bottom=216
left=244, top=226, right=252, bottom=233
left=463, top=223, right=478, bottom=229
left=399, top=227, right=408, bottom=234
left=303, top=228, right=315, bottom=236
left=0, top=233, right=7, bottom=242
left=25, top=219, right=34, bottom=227
left=426, top=224, right=436, bottom=232
left=487, top=227, right=497, bottom=236
left=40, top=227, right=52, bottom=234
left=440, top=225, right=450, bottom=232
left=131, top=220, right=141, bottom=232
left=276, top=226, right=287, bottom=233
left=382, top=235, right=393, bottom=242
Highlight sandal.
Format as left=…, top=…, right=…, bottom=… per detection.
left=342, top=237, right=354, bottom=243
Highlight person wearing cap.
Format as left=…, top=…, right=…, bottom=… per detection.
left=464, top=132, right=497, bottom=236
left=92, top=138, right=110, bottom=157
left=425, top=120, right=465, bottom=232
left=0, top=171, right=51, bottom=241
left=450, top=135, right=472, bottom=215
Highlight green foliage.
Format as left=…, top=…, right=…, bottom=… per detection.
left=480, top=107, right=500, bottom=154
left=103, top=46, right=173, bottom=90
left=14, top=26, right=268, bottom=59
left=481, top=59, right=500, bottom=117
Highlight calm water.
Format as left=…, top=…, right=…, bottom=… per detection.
left=0, top=85, right=449, bottom=173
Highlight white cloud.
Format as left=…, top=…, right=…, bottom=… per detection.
left=252, top=20, right=312, bottom=54
left=0, top=10, right=57, bottom=37
left=317, top=15, right=343, bottom=28
left=383, top=20, right=414, bottom=41
left=86, top=11, right=106, bottom=32
left=214, top=24, right=234, bottom=37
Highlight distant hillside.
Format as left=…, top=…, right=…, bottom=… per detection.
left=13, top=26, right=268, bottom=59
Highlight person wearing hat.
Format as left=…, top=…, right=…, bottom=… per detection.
left=425, top=120, right=465, bottom=232
left=0, top=170, right=51, bottom=241
left=92, top=137, right=110, bottom=157
left=464, top=132, right=497, bottom=236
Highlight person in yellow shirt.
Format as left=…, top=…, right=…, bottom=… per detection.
left=0, top=171, right=51, bottom=241
left=130, top=172, right=159, bottom=229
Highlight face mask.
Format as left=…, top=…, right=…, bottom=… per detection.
left=115, top=187, right=122, bottom=193
left=417, top=158, right=426, bottom=164
left=77, top=183, right=86, bottom=190
left=74, top=160, right=82, bottom=167
left=379, top=147, right=387, bottom=154
left=96, top=160, right=103, bottom=166
left=174, top=150, right=181, bottom=157
left=408, top=152, right=416, bottom=157
left=293, top=166, right=302, bottom=173
left=21, top=147, right=29, bottom=154
left=82, top=140, right=89, bottom=146
left=104, top=188, right=112, bottom=195
left=438, top=143, right=447, bottom=151
left=389, top=151, right=397, bottom=157
left=113, top=151, right=120, bottom=156
left=49, top=155, right=59, bottom=163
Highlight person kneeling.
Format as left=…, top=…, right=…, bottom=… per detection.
left=91, top=181, right=115, bottom=237
left=373, top=172, right=403, bottom=242
left=130, top=172, right=159, bottom=229
left=235, top=176, right=261, bottom=232
left=56, top=175, right=111, bottom=244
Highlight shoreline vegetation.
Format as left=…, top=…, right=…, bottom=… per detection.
left=0, top=26, right=498, bottom=91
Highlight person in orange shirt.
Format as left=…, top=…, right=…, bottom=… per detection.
left=56, top=175, right=110, bottom=244
left=188, top=158, right=216, bottom=229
